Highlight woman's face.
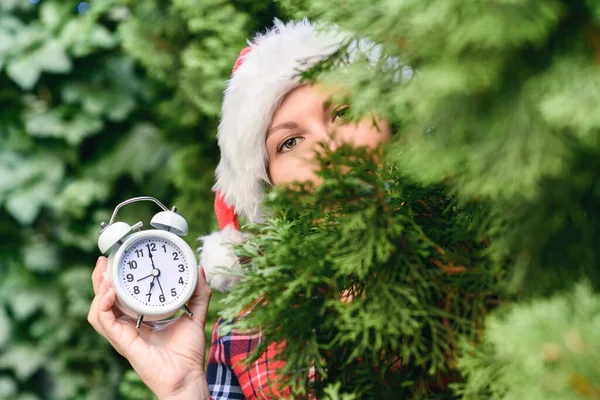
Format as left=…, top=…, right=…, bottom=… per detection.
left=266, top=84, right=391, bottom=186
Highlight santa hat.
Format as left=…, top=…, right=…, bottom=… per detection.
left=199, top=19, right=350, bottom=291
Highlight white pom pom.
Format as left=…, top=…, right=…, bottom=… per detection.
left=198, top=225, right=247, bottom=291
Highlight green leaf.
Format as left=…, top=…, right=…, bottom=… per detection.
left=93, top=123, right=172, bottom=182
left=323, top=382, right=358, bottom=400
left=0, top=377, right=17, bottom=398
left=54, top=179, right=111, bottom=218
left=0, top=345, right=46, bottom=380
left=39, top=2, right=62, bottom=29
left=3, top=28, right=69, bottom=89
left=91, top=25, right=117, bottom=48
left=0, top=0, right=34, bottom=12
left=1, top=155, right=65, bottom=224
left=31, top=40, right=72, bottom=74
left=24, top=108, right=103, bottom=145
left=105, top=93, right=136, bottom=121
left=61, top=267, right=95, bottom=317
left=9, top=290, right=46, bottom=320
left=23, top=240, right=59, bottom=272
left=0, top=151, right=23, bottom=194
left=0, top=307, right=10, bottom=348
left=61, top=81, right=137, bottom=121
left=5, top=179, right=60, bottom=224
left=60, top=19, right=117, bottom=57
left=55, top=218, right=103, bottom=252
left=6, top=56, right=41, bottom=90
left=5, top=188, right=48, bottom=225
left=0, top=15, right=26, bottom=33
left=0, top=30, right=15, bottom=62
left=46, top=360, right=87, bottom=399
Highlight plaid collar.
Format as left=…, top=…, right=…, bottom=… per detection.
left=207, top=317, right=290, bottom=399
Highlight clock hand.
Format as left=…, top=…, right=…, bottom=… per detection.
left=137, top=274, right=152, bottom=282
left=146, top=277, right=155, bottom=301
left=145, top=244, right=163, bottom=297
left=147, top=244, right=157, bottom=269
left=156, top=275, right=165, bottom=297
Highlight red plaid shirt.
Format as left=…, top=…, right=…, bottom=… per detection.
left=207, top=317, right=290, bottom=399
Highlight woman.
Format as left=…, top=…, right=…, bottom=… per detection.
left=88, top=19, right=391, bottom=399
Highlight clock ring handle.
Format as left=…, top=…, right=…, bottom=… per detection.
left=108, top=196, right=172, bottom=225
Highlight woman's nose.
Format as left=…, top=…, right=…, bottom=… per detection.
left=316, top=127, right=348, bottom=152
left=317, top=133, right=339, bottom=154
left=325, top=128, right=355, bottom=152
left=325, top=136, right=339, bottom=152
left=312, top=119, right=355, bottom=152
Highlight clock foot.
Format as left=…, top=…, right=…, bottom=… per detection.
left=183, top=305, right=193, bottom=317
left=136, top=314, right=144, bottom=329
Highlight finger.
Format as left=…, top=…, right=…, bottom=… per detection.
left=96, top=280, right=127, bottom=356
left=96, top=276, right=148, bottom=359
left=168, top=267, right=211, bottom=360
left=185, top=266, right=212, bottom=327
left=92, top=256, right=108, bottom=295
left=94, top=274, right=127, bottom=354
left=89, top=270, right=125, bottom=338
left=88, top=292, right=108, bottom=338
left=89, top=275, right=128, bottom=356
left=92, top=277, right=153, bottom=356
left=170, top=267, right=212, bottom=334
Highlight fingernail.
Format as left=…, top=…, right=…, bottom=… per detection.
left=200, top=267, right=206, bottom=280
left=96, top=256, right=102, bottom=266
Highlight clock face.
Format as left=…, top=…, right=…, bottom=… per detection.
left=117, top=236, right=191, bottom=309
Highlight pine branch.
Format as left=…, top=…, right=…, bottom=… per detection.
left=221, top=145, right=505, bottom=398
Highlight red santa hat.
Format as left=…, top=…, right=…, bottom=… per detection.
left=198, top=19, right=350, bottom=291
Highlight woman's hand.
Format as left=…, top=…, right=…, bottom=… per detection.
left=88, top=257, right=212, bottom=400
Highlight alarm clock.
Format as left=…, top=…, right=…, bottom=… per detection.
left=98, top=196, right=198, bottom=328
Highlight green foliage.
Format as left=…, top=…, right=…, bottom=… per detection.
left=0, top=0, right=283, bottom=398
left=0, top=1, right=163, bottom=398
left=456, top=282, right=600, bottom=399
left=222, top=146, right=504, bottom=399
left=279, top=0, right=600, bottom=295
left=3, top=0, right=599, bottom=398
left=223, top=0, right=599, bottom=397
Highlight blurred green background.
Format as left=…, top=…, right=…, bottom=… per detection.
left=0, top=0, right=285, bottom=398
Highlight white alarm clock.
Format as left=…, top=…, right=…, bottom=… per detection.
left=98, top=196, right=198, bottom=328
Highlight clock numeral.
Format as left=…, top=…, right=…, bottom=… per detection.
left=146, top=243, right=156, bottom=253
left=126, top=274, right=134, bottom=282
left=159, top=294, right=165, bottom=303
left=146, top=293, right=151, bottom=302
left=171, top=288, right=177, bottom=297
left=135, top=249, right=144, bottom=258
left=162, top=244, right=167, bottom=253
left=178, top=264, right=185, bottom=272
left=127, top=260, right=137, bottom=269
left=178, top=277, right=184, bottom=285
left=134, top=286, right=140, bottom=294
left=172, top=252, right=179, bottom=261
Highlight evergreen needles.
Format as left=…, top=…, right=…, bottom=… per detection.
left=220, top=0, right=600, bottom=397
left=222, top=146, right=505, bottom=399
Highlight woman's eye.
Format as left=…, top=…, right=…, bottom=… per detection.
left=278, top=137, right=304, bottom=153
left=331, top=105, right=350, bottom=122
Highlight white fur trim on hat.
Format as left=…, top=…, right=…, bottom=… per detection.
left=198, top=224, right=247, bottom=292
left=214, top=19, right=347, bottom=224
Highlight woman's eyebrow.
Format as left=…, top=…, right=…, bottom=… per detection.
left=267, top=121, right=299, bottom=138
